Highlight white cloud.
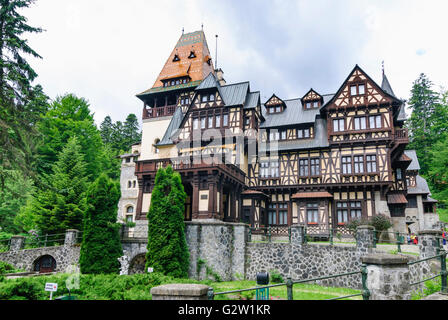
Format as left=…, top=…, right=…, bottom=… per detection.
left=22, top=0, right=447, bottom=126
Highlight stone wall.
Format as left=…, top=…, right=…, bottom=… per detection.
left=0, top=245, right=80, bottom=273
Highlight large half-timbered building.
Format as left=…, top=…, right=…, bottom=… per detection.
left=118, top=30, right=439, bottom=237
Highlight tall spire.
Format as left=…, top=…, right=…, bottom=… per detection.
left=149, top=30, right=215, bottom=89
left=381, top=61, right=396, bottom=97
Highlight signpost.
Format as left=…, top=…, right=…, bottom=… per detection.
left=45, top=283, right=58, bottom=300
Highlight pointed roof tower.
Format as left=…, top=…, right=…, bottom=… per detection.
left=381, top=70, right=396, bottom=98
left=151, top=30, right=215, bottom=89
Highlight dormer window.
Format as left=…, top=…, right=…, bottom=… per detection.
left=201, top=93, right=216, bottom=103
left=173, top=54, right=180, bottom=62
left=350, top=83, right=366, bottom=96
left=304, top=100, right=320, bottom=109
left=188, top=51, right=196, bottom=59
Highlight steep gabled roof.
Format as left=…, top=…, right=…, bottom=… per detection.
left=156, top=107, right=186, bottom=146
left=381, top=72, right=396, bottom=97
left=137, top=30, right=215, bottom=97
left=404, top=150, right=421, bottom=171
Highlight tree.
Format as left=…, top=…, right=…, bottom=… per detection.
left=0, top=0, right=48, bottom=189
left=30, top=137, right=89, bottom=235
left=145, top=166, right=189, bottom=278
left=123, top=114, right=141, bottom=149
left=100, top=116, right=114, bottom=146
left=36, top=94, right=104, bottom=181
left=407, top=74, right=448, bottom=175
left=79, top=173, right=122, bottom=274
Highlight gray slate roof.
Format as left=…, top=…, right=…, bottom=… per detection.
left=244, top=91, right=260, bottom=109
left=381, top=73, right=396, bottom=97
left=404, top=150, right=421, bottom=171
left=157, top=107, right=185, bottom=146
left=408, top=175, right=431, bottom=195
left=260, top=118, right=330, bottom=152
left=260, top=94, right=334, bottom=128
left=220, top=82, right=250, bottom=106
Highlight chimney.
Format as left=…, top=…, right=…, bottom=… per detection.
left=215, top=68, right=226, bottom=86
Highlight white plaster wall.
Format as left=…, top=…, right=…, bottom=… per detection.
left=140, top=118, right=172, bottom=160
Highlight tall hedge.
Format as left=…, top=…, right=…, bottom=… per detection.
left=145, top=166, right=189, bottom=278
left=79, top=174, right=122, bottom=274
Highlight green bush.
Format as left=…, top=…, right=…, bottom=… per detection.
left=269, top=270, right=284, bottom=284
left=369, top=214, right=392, bottom=232
left=0, top=272, right=204, bottom=300
left=146, top=166, right=189, bottom=278
left=79, top=174, right=123, bottom=274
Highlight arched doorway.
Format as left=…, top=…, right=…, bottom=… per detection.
left=33, top=255, right=57, bottom=274
left=129, top=254, right=146, bottom=275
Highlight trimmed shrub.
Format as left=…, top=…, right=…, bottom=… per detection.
left=79, top=174, right=123, bottom=274
left=145, top=166, right=189, bottom=278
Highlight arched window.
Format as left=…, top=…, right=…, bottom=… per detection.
left=133, top=181, right=137, bottom=188
left=128, top=181, right=132, bottom=188
left=126, top=206, right=134, bottom=214
left=33, top=255, right=57, bottom=274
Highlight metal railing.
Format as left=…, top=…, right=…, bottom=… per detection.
left=248, top=226, right=291, bottom=242
left=408, top=238, right=447, bottom=294
left=208, top=267, right=370, bottom=301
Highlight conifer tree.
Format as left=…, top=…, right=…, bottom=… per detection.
left=0, top=0, right=48, bottom=189
left=79, top=173, right=122, bottom=274
left=145, top=166, right=189, bottom=278
left=31, top=137, right=88, bottom=235
left=407, top=74, right=448, bottom=175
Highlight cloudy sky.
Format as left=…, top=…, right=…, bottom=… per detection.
left=24, top=0, right=448, bottom=126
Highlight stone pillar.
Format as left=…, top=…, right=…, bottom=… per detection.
left=362, top=253, right=411, bottom=300
left=418, top=230, right=443, bottom=259
left=64, top=229, right=79, bottom=246
left=185, top=222, right=200, bottom=279
left=290, top=225, right=305, bottom=246
left=151, top=284, right=211, bottom=300
left=231, top=223, right=248, bottom=280
left=356, top=225, right=375, bottom=255
left=9, top=236, right=25, bottom=251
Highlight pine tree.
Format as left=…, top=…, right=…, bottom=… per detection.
left=79, top=173, right=122, bottom=274
left=37, top=94, right=103, bottom=181
left=407, top=74, right=448, bottom=175
left=0, top=0, right=48, bottom=189
left=145, top=166, right=189, bottom=278
left=31, top=137, right=88, bottom=235
left=123, top=114, right=141, bottom=149
left=100, top=116, right=114, bottom=146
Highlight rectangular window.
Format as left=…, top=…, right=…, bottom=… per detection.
left=342, top=156, right=352, bottom=174
left=407, top=196, right=417, bottom=208
left=126, top=215, right=134, bottom=223
left=270, top=161, right=280, bottom=178
left=193, top=118, right=199, bottom=130
left=350, top=85, right=357, bottom=96
left=307, top=203, right=319, bottom=224
left=201, top=117, right=206, bottom=129
left=354, top=117, right=367, bottom=130
left=297, top=127, right=312, bottom=139
left=369, top=115, right=382, bottom=129
left=278, top=203, right=288, bottom=225
left=215, top=115, right=221, bottom=128
left=208, top=116, right=214, bottom=129
left=269, top=203, right=288, bottom=226
left=310, top=158, right=320, bottom=176
left=358, top=84, right=365, bottom=95
left=354, top=156, right=364, bottom=174
left=201, top=95, right=208, bottom=103
left=223, top=114, right=229, bottom=127
left=304, top=128, right=310, bottom=138
left=299, top=159, right=309, bottom=177
left=260, top=162, right=269, bottom=178
left=396, top=169, right=402, bottom=180
left=366, top=155, right=377, bottom=173
left=280, top=130, right=287, bottom=141
left=333, top=119, right=345, bottom=132
left=269, top=131, right=280, bottom=141
left=209, top=94, right=215, bottom=102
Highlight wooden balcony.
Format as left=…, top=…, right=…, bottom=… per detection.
left=135, top=157, right=246, bottom=184
left=143, top=105, right=177, bottom=120
left=394, top=128, right=409, bottom=143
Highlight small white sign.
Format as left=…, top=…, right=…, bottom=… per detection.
left=45, top=283, right=58, bottom=292
left=147, top=267, right=154, bottom=273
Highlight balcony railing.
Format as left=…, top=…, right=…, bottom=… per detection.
left=143, top=105, right=177, bottom=119
left=395, top=128, right=409, bottom=141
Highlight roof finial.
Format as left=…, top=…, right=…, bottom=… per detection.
left=201, top=23, right=204, bottom=31
left=382, top=60, right=385, bottom=76
left=215, top=34, right=219, bottom=70
left=182, top=27, right=184, bottom=35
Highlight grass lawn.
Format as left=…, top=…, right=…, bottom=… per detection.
left=209, top=280, right=362, bottom=301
